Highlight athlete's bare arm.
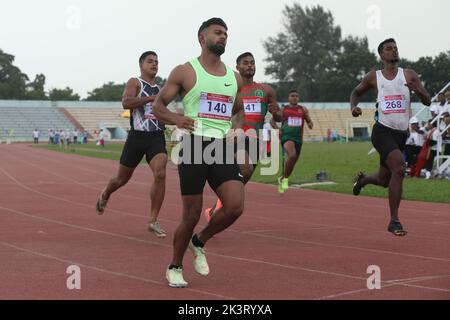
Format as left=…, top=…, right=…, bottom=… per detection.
left=266, top=85, right=283, bottom=122
left=404, top=69, right=431, bottom=106
left=303, top=107, right=314, bottom=129
left=153, top=65, right=195, bottom=132
left=270, top=117, right=279, bottom=130
left=122, top=78, right=155, bottom=110
left=231, top=71, right=245, bottom=130
left=350, top=71, right=376, bottom=117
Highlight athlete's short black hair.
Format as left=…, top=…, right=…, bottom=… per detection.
left=139, top=51, right=157, bottom=65
left=288, top=89, right=299, bottom=95
left=198, top=17, right=228, bottom=37
left=236, top=52, right=254, bottom=65
left=377, top=38, right=396, bottom=55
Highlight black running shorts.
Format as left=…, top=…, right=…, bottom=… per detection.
left=371, top=122, right=408, bottom=168
left=120, top=130, right=167, bottom=168
left=177, top=135, right=244, bottom=196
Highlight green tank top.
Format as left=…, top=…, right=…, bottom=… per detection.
left=182, top=58, right=238, bottom=139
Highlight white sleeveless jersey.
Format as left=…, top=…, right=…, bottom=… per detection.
left=376, top=68, right=411, bottom=131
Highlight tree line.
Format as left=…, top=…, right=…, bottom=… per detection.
left=263, top=4, right=450, bottom=102
left=1, top=4, right=448, bottom=102
left=0, top=49, right=164, bottom=101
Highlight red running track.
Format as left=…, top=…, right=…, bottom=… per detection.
left=0, top=144, right=449, bottom=300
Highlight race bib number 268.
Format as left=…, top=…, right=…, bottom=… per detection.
left=380, top=95, right=407, bottom=114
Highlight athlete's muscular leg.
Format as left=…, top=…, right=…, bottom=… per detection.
left=384, top=149, right=406, bottom=221
left=149, top=153, right=168, bottom=223
left=359, top=149, right=405, bottom=220
left=360, top=166, right=391, bottom=188
left=171, top=194, right=203, bottom=266
left=197, top=180, right=244, bottom=244
left=283, top=141, right=298, bottom=178
left=102, top=164, right=135, bottom=200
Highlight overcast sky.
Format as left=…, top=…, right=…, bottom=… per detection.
left=1, top=0, right=449, bottom=98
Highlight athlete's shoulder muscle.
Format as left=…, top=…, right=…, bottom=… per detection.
left=403, top=68, right=419, bottom=81
left=123, top=78, right=141, bottom=99
left=355, top=70, right=376, bottom=95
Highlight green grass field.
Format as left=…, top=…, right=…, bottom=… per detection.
left=36, top=141, right=450, bottom=203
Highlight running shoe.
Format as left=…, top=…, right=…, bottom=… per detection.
left=388, top=220, right=407, bottom=236
left=353, top=172, right=365, bottom=196
left=148, top=221, right=167, bottom=238
left=282, top=177, right=289, bottom=191
left=166, top=266, right=188, bottom=288
left=278, top=177, right=285, bottom=194
left=189, top=238, right=209, bottom=276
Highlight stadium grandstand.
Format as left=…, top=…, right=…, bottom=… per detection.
left=0, top=98, right=446, bottom=177
left=0, top=100, right=434, bottom=143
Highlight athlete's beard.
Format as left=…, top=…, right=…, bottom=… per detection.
left=207, top=43, right=225, bottom=56
left=245, top=70, right=255, bottom=78
left=390, top=58, right=400, bottom=64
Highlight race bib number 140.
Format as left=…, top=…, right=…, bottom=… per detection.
left=198, top=92, right=233, bottom=120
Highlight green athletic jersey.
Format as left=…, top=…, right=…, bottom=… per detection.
left=182, top=58, right=238, bottom=139
left=281, top=104, right=307, bottom=143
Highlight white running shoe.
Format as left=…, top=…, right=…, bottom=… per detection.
left=166, top=266, right=188, bottom=288
left=189, top=239, right=210, bottom=276
left=148, top=221, right=166, bottom=238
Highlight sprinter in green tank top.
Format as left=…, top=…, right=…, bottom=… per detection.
left=154, top=18, right=245, bottom=288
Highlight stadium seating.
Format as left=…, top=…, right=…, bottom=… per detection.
left=0, top=106, right=75, bottom=142
left=63, top=107, right=130, bottom=138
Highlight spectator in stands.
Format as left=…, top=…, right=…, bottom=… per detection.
left=98, top=129, right=105, bottom=147
left=430, top=92, right=447, bottom=119
left=73, top=129, right=78, bottom=144
left=331, top=130, right=338, bottom=142
left=415, top=121, right=437, bottom=179
left=59, top=129, right=66, bottom=148
left=54, top=129, right=60, bottom=145
left=65, top=129, right=71, bottom=146
left=32, top=129, right=40, bottom=144
left=82, top=130, right=88, bottom=144
left=444, top=91, right=450, bottom=135
left=405, top=117, right=424, bottom=177
left=48, top=129, right=54, bottom=144
left=424, top=121, right=440, bottom=179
